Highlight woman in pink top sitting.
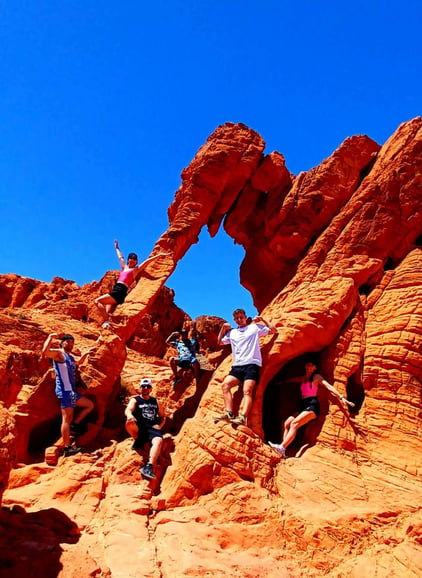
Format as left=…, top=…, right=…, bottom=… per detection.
left=95, top=239, right=168, bottom=325
left=269, top=360, right=354, bottom=457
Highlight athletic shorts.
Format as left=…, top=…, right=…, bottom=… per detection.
left=177, top=359, right=195, bottom=369
left=229, top=363, right=261, bottom=384
left=109, top=282, right=128, bottom=305
left=58, top=390, right=81, bottom=409
left=135, top=423, right=163, bottom=448
left=300, top=396, right=320, bottom=416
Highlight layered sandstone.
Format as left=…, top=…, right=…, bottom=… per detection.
left=0, top=118, right=421, bottom=577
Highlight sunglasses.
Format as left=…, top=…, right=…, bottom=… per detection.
left=141, top=385, right=152, bottom=389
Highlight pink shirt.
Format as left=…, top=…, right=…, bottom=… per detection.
left=300, top=375, right=320, bottom=398
left=117, top=268, right=136, bottom=286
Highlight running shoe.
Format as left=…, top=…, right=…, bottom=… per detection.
left=141, top=463, right=156, bottom=480
left=268, top=442, right=286, bottom=457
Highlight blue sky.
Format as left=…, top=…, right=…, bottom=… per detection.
left=0, top=1, right=420, bottom=323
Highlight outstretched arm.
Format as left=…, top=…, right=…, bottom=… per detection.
left=166, top=331, right=179, bottom=344
left=218, top=322, right=232, bottom=345
left=253, top=316, right=277, bottom=334
left=319, top=377, right=355, bottom=408
left=114, top=239, right=126, bottom=269
left=41, top=333, right=65, bottom=362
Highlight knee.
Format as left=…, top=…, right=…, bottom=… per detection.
left=153, top=436, right=163, bottom=450
left=290, top=418, right=301, bottom=430
left=243, top=386, right=254, bottom=398
left=222, top=380, right=232, bottom=395
left=126, top=422, right=138, bottom=437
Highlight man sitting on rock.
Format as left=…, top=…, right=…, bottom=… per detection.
left=166, top=329, right=200, bottom=385
left=42, top=333, right=94, bottom=457
left=125, top=378, right=166, bottom=480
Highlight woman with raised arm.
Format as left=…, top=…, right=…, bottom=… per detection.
left=269, top=359, right=355, bottom=457
left=95, top=239, right=168, bottom=326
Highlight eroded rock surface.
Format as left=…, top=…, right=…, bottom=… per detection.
left=1, top=118, right=421, bottom=577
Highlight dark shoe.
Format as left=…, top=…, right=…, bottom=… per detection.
left=70, top=422, right=84, bottom=436
left=141, top=463, right=156, bottom=480
left=231, top=413, right=247, bottom=426
left=63, top=445, right=82, bottom=457
left=213, top=410, right=235, bottom=424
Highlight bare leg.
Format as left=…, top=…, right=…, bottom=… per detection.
left=61, top=408, right=74, bottom=446
left=282, top=411, right=316, bottom=449
left=192, top=360, right=200, bottom=383
left=282, top=415, right=295, bottom=441
left=95, top=294, right=118, bottom=320
left=169, top=357, right=179, bottom=379
left=149, top=436, right=163, bottom=466
left=222, top=375, right=240, bottom=413
left=240, top=379, right=256, bottom=418
left=105, top=302, right=116, bottom=316
left=74, top=396, right=94, bottom=424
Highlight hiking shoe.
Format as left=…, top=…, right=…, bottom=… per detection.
left=213, top=410, right=235, bottom=423
left=268, top=442, right=286, bottom=457
left=231, top=414, right=247, bottom=426
left=102, top=321, right=110, bottom=329
left=63, top=445, right=82, bottom=457
left=140, top=463, right=156, bottom=480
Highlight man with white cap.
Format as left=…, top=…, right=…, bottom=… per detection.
left=125, top=378, right=165, bottom=480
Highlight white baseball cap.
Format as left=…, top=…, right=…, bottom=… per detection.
left=140, top=378, right=152, bottom=388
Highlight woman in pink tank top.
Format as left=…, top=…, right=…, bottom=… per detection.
left=269, top=360, right=354, bottom=457
left=95, top=239, right=169, bottom=327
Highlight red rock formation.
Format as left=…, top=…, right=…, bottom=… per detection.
left=0, top=117, right=421, bottom=577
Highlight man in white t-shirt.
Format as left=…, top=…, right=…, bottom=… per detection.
left=215, top=309, right=276, bottom=425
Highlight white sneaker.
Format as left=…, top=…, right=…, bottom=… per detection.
left=102, top=321, right=110, bottom=329
left=268, top=441, right=286, bottom=457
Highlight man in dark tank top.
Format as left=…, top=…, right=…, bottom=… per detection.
left=125, top=378, right=165, bottom=480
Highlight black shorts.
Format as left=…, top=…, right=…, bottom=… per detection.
left=300, top=396, right=320, bottom=416
left=135, top=423, right=163, bottom=448
left=229, top=363, right=261, bottom=384
left=109, top=282, right=128, bottom=305
left=176, top=360, right=192, bottom=369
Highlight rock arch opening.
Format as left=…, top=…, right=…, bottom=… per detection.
left=167, top=228, right=257, bottom=321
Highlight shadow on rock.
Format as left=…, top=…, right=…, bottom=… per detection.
left=0, top=505, right=79, bottom=578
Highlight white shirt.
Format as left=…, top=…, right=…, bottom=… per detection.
left=221, top=323, right=270, bottom=367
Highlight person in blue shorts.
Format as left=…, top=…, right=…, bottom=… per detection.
left=42, top=333, right=94, bottom=456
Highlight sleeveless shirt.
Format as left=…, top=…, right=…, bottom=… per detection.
left=132, top=395, right=160, bottom=425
